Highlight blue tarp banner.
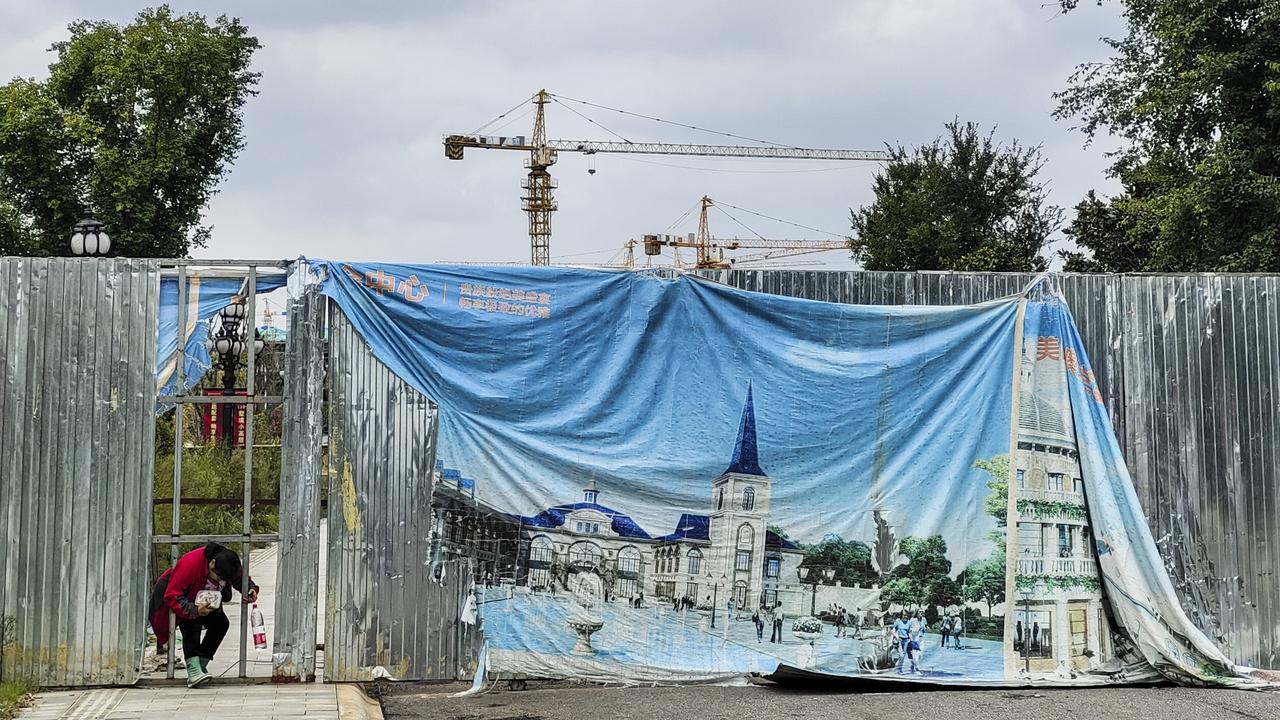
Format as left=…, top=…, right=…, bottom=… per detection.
left=317, top=260, right=1262, bottom=687
left=156, top=273, right=286, bottom=403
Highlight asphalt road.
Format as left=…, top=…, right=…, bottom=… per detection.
left=379, top=680, right=1280, bottom=720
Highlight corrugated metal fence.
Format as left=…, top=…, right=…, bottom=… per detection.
left=697, top=269, right=1279, bottom=669
left=326, top=306, right=479, bottom=681
left=273, top=285, right=327, bottom=681
left=0, top=258, right=159, bottom=685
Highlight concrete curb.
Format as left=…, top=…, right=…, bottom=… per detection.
left=336, top=684, right=385, bottom=720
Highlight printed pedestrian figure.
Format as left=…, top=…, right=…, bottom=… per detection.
left=908, top=611, right=927, bottom=673
left=1016, top=620, right=1024, bottom=650
left=1032, top=622, right=1041, bottom=652
left=853, top=607, right=864, bottom=638
left=893, top=611, right=913, bottom=674
left=834, top=608, right=847, bottom=638
left=940, top=614, right=952, bottom=647
left=753, top=605, right=765, bottom=643
left=952, top=614, right=963, bottom=649
left=770, top=603, right=785, bottom=643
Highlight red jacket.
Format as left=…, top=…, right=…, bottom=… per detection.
left=147, top=546, right=257, bottom=645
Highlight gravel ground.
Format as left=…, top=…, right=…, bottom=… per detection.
left=378, top=679, right=1280, bottom=720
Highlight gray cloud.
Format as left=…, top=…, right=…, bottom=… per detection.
left=1, top=0, right=1125, bottom=267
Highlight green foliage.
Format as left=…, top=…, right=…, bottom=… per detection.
left=879, top=577, right=924, bottom=609
left=961, top=546, right=1007, bottom=615
left=799, top=534, right=876, bottom=587
left=1016, top=498, right=1086, bottom=521
left=850, top=120, right=1060, bottom=272
left=1056, top=1, right=1280, bottom=271
left=973, top=455, right=1009, bottom=528
left=0, top=680, right=33, bottom=720
left=897, top=536, right=952, bottom=584
left=880, top=535, right=959, bottom=612
left=151, top=407, right=280, bottom=575
left=1015, top=574, right=1101, bottom=592
left=0, top=5, right=260, bottom=257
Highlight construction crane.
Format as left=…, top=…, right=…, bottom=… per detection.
left=641, top=196, right=850, bottom=269
left=445, top=90, right=890, bottom=265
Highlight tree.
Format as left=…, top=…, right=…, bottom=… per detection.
left=799, top=534, right=876, bottom=588
left=896, top=535, right=952, bottom=586
left=0, top=6, right=260, bottom=257
left=961, top=549, right=1007, bottom=616
left=1055, top=1, right=1280, bottom=272
left=849, top=120, right=1061, bottom=272
left=879, top=577, right=924, bottom=611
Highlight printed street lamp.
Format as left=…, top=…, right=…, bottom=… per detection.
left=708, top=571, right=718, bottom=629
left=797, top=565, right=835, bottom=616
left=69, top=216, right=112, bottom=257
left=1020, top=587, right=1033, bottom=676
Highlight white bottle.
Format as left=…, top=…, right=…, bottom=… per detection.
left=250, top=604, right=267, bottom=650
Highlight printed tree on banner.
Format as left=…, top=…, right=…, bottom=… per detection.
left=961, top=455, right=1010, bottom=616
left=883, top=535, right=956, bottom=620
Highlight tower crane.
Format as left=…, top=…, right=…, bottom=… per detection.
left=641, top=196, right=850, bottom=270
left=445, top=90, right=890, bottom=266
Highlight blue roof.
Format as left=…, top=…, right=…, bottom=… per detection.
left=520, top=502, right=652, bottom=539
left=658, top=513, right=710, bottom=542
left=726, top=383, right=766, bottom=476
left=766, top=528, right=800, bottom=550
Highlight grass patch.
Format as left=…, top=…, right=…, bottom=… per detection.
left=0, top=680, right=34, bottom=720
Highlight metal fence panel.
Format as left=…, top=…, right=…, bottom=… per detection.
left=326, top=306, right=468, bottom=680
left=273, top=285, right=327, bottom=681
left=693, top=269, right=1278, bottom=669
left=0, top=257, right=158, bottom=686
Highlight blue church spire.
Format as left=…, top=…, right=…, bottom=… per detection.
left=726, top=382, right=765, bottom=476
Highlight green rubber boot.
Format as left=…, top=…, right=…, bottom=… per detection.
left=185, top=657, right=210, bottom=688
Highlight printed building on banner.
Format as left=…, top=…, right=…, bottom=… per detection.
left=1010, top=345, right=1113, bottom=677
left=434, top=385, right=807, bottom=613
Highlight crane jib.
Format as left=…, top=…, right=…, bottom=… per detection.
left=443, top=134, right=889, bottom=162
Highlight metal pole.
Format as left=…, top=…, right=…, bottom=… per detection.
left=810, top=581, right=817, bottom=616
left=1023, top=596, right=1031, bottom=675
left=167, top=264, right=188, bottom=680
left=239, top=266, right=257, bottom=678
left=711, top=582, right=717, bottom=629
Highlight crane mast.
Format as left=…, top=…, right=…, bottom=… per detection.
left=445, top=90, right=889, bottom=265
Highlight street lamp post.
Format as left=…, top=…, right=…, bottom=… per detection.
left=69, top=216, right=112, bottom=257
left=205, top=302, right=262, bottom=446
left=708, top=572, right=718, bottom=629
left=797, top=566, right=836, bottom=616
left=1020, top=588, right=1033, bottom=676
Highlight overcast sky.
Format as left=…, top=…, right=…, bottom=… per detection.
left=2, top=1, right=1125, bottom=269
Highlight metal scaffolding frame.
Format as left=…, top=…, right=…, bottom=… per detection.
left=158, top=259, right=290, bottom=680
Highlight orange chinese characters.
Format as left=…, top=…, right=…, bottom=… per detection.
left=366, top=269, right=396, bottom=296
left=1063, top=347, right=1080, bottom=375
left=1036, top=336, right=1061, bottom=361
left=397, top=274, right=429, bottom=303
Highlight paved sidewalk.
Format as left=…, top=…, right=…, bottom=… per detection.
left=20, top=684, right=345, bottom=720
left=19, top=523, right=344, bottom=719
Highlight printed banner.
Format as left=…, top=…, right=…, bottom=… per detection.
left=316, top=261, right=1261, bottom=687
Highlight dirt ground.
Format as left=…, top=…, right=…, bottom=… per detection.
left=376, top=679, right=1280, bottom=720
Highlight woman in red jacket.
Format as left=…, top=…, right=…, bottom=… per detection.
left=148, top=543, right=259, bottom=687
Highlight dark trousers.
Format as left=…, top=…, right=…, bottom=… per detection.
left=178, top=609, right=229, bottom=662
left=770, top=619, right=782, bottom=643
